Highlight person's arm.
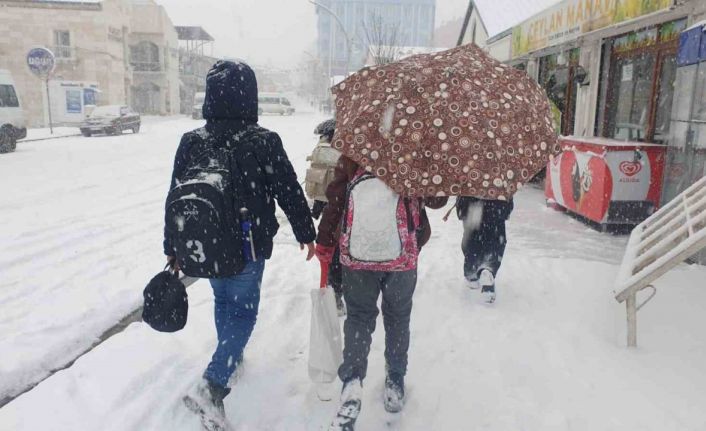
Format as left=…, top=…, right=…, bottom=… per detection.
left=316, top=156, right=354, bottom=248
left=163, top=134, right=194, bottom=256
left=257, top=132, right=316, bottom=247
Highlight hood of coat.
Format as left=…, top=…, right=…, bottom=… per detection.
left=203, top=60, right=258, bottom=123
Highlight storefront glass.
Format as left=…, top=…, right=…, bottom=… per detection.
left=538, top=48, right=579, bottom=136
left=600, top=19, right=687, bottom=143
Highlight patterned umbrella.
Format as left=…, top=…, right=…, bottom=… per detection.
left=330, top=44, right=560, bottom=200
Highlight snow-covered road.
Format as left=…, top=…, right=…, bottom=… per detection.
left=1, top=113, right=706, bottom=430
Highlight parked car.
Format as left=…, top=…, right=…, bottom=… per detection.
left=192, top=92, right=206, bottom=119
left=258, top=93, right=295, bottom=116
left=0, top=69, right=27, bottom=154
left=80, top=105, right=140, bottom=137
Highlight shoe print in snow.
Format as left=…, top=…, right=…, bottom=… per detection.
left=464, top=277, right=481, bottom=290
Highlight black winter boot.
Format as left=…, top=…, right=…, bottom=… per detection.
left=183, top=379, right=232, bottom=431
left=383, top=372, right=405, bottom=413
left=329, top=378, right=362, bottom=430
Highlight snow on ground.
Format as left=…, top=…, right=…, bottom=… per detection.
left=2, top=112, right=706, bottom=430
left=22, top=126, right=80, bottom=141
left=0, top=112, right=324, bottom=401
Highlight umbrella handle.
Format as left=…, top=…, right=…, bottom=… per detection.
left=319, top=260, right=330, bottom=289
left=442, top=202, right=458, bottom=222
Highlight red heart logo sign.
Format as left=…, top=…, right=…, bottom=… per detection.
left=619, top=161, right=642, bottom=177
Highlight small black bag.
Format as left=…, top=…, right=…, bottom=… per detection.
left=142, top=264, right=188, bottom=333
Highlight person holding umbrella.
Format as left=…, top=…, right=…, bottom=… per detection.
left=316, top=156, right=447, bottom=429
left=317, top=43, right=559, bottom=430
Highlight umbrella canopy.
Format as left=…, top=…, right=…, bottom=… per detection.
left=331, top=44, right=559, bottom=200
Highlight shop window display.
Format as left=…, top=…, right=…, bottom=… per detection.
left=601, top=19, right=687, bottom=143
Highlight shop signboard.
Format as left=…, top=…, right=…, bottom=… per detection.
left=511, top=0, right=674, bottom=58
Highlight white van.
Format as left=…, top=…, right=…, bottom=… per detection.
left=258, top=93, right=295, bottom=116
left=0, top=69, right=27, bottom=153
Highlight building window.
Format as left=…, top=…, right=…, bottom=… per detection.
left=0, top=85, right=19, bottom=108
left=53, top=30, right=71, bottom=58
left=539, top=49, right=580, bottom=136
left=66, top=89, right=82, bottom=114
left=83, top=88, right=97, bottom=106
left=601, top=19, right=687, bottom=143
left=130, top=41, right=161, bottom=72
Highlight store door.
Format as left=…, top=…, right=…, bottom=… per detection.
left=132, top=83, right=161, bottom=115
left=662, top=54, right=706, bottom=263
left=539, top=49, right=579, bottom=136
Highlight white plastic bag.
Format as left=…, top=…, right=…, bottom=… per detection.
left=308, top=286, right=343, bottom=383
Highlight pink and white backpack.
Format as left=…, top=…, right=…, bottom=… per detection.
left=339, top=170, right=421, bottom=272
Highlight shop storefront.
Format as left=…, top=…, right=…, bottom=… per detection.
left=596, top=19, right=686, bottom=144
left=48, top=81, right=101, bottom=126
left=487, top=0, right=706, bottom=261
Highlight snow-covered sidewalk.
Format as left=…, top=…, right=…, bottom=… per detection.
left=0, top=114, right=323, bottom=402
left=2, top=115, right=706, bottom=430
left=21, top=126, right=80, bottom=142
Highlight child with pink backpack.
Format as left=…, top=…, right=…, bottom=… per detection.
left=316, top=156, right=447, bottom=430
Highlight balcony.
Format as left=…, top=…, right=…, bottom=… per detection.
left=131, top=62, right=162, bottom=72
left=52, top=46, right=74, bottom=60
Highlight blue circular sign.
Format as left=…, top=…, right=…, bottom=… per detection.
left=27, top=47, right=55, bottom=77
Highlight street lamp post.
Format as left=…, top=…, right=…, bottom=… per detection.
left=308, top=0, right=353, bottom=82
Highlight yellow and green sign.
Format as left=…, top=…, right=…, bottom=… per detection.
left=511, top=0, right=673, bottom=58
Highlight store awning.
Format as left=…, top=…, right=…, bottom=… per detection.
left=175, top=26, right=215, bottom=42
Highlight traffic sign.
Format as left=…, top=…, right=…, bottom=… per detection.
left=27, top=47, right=55, bottom=77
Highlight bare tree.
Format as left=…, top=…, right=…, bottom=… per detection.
left=363, top=11, right=402, bottom=66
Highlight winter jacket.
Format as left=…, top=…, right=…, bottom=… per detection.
left=164, top=60, right=315, bottom=259
left=316, top=155, right=448, bottom=249
left=456, top=197, right=514, bottom=222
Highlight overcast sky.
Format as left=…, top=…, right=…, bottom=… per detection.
left=155, top=0, right=469, bottom=69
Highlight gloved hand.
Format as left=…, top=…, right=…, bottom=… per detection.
left=315, top=244, right=335, bottom=265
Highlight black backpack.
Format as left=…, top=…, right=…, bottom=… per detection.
left=142, top=265, right=188, bottom=333
left=164, top=129, right=250, bottom=278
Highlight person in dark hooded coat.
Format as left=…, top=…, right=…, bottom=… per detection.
left=164, top=60, right=316, bottom=422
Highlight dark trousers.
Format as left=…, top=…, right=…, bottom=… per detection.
left=338, top=268, right=417, bottom=382
left=457, top=197, right=514, bottom=280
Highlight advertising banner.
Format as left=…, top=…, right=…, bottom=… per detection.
left=511, top=0, right=673, bottom=58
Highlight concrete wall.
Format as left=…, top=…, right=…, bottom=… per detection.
left=0, top=0, right=131, bottom=127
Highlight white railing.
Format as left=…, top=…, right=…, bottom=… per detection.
left=614, top=175, right=706, bottom=347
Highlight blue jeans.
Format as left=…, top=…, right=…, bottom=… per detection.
left=203, top=260, right=265, bottom=388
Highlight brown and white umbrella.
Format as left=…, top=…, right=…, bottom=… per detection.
left=331, top=43, right=560, bottom=200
